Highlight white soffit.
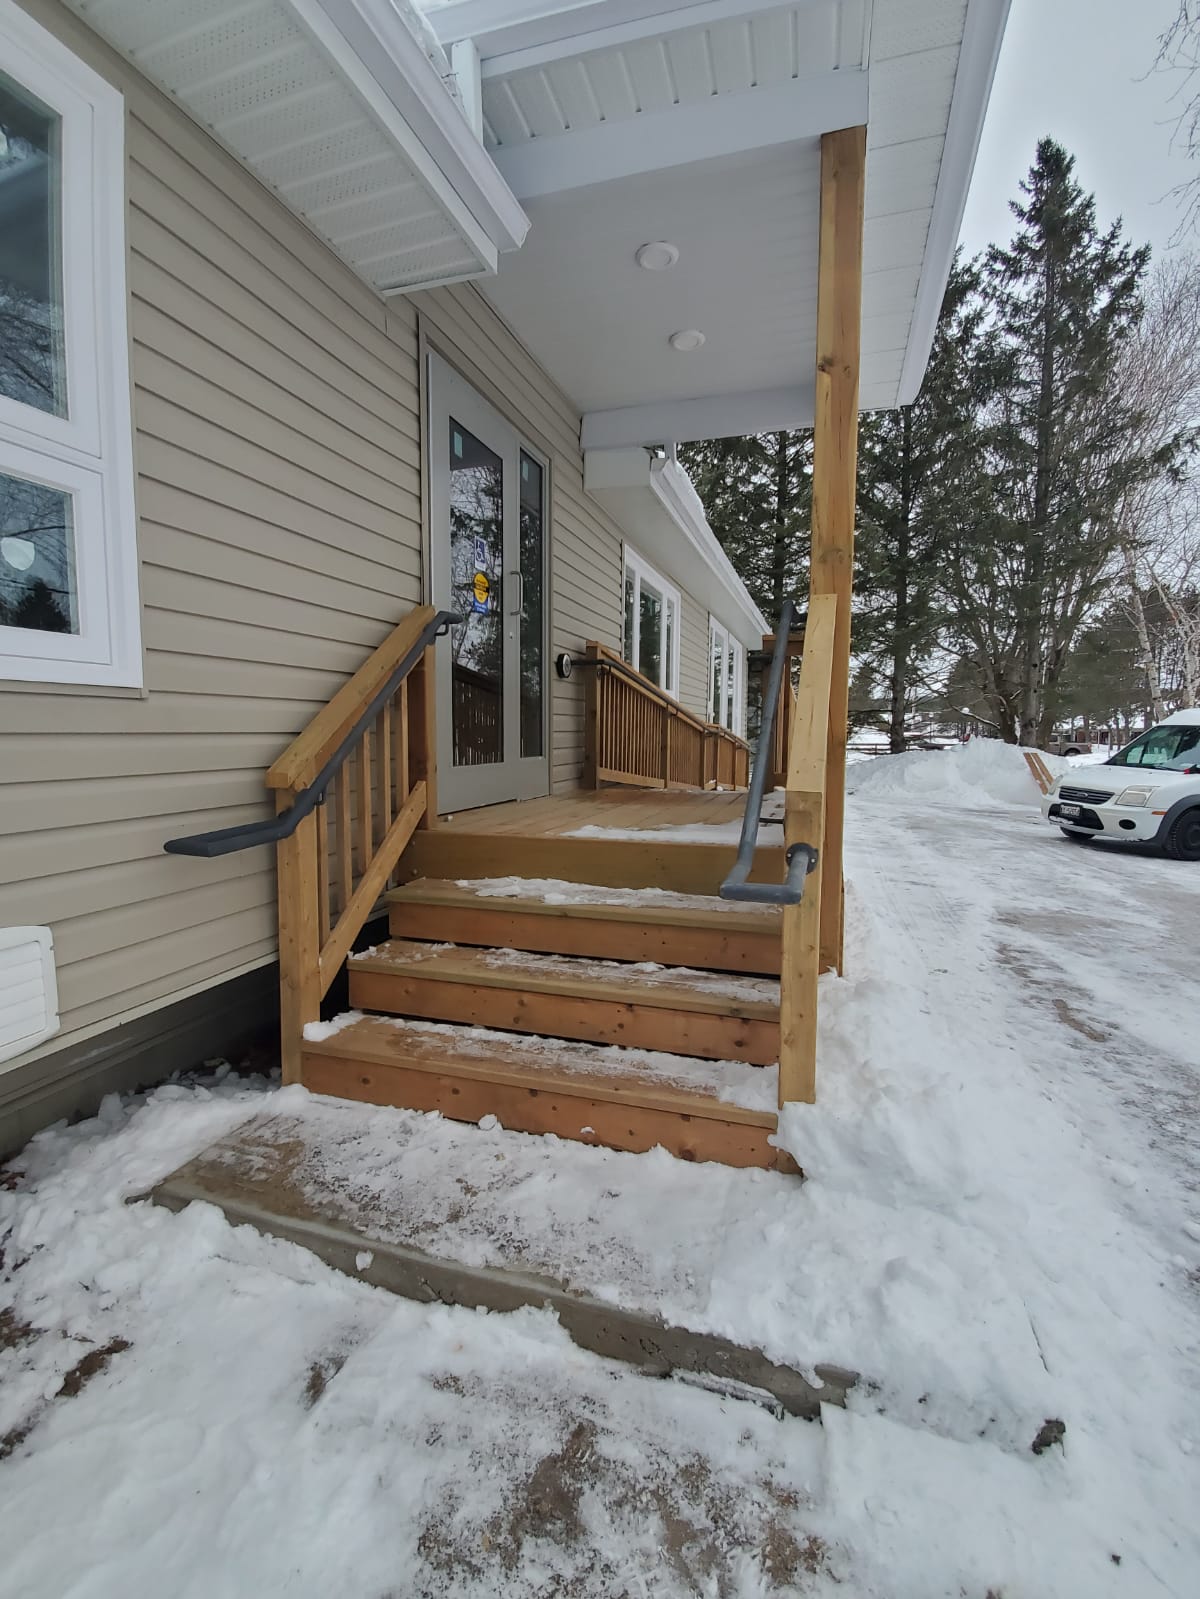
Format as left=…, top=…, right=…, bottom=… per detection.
left=421, top=0, right=1008, bottom=442
left=584, top=448, right=768, bottom=645
left=63, top=0, right=529, bottom=294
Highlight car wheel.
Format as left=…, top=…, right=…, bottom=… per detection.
left=1060, top=828, right=1092, bottom=843
left=1162, top=808, right=1200, bottom=862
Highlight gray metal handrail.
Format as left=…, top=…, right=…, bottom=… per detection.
left=163, top=609, right=461, bottom=858
left=719, top=597, right=818, bottom=906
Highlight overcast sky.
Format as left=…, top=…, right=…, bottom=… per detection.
left=958, top=0, right=1197, bottom=262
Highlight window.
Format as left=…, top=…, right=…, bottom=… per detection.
left=622, top=547, right=679, bottom=697
left=708, top=619, right=745, bottom=737
left=0, top=1, right=140, bottom=686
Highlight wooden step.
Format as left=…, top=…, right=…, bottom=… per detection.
left=386, top=878, right=782, bottom=975
left=301, top=1013, right=781, bottom=1168
left=348, top=940, right=781, bottom=1066
left=396, top=827, right=788, bottom=897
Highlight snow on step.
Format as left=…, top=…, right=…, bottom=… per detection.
left=350, top=939, right=781, bottom=1011
left=304, top=1012, right=778, bottom=1115
left=444, top=877, right=781, bottom=918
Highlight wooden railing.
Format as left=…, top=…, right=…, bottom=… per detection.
left=581, top=641, right=750, bottom=791
left=777, top=592, right=837, bottom=1106
left=757, top=625, right=807, bottom=788
left=266, top=605, right=441, bottom=1085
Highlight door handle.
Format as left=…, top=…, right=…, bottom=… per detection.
left=510, top=570, right=524, bottom=617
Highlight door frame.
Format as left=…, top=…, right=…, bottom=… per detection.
left=426, top=350, right=551, bottom=814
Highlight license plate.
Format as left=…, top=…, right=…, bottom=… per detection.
left=1059, top=804, right=1081, bottom=818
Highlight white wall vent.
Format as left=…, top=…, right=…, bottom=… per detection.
left=0, top=927, right=60, bottom=1067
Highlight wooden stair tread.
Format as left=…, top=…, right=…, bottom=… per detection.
left=350, top=939, right=781, bottom=1019
left=302, top=1013, right=777, bottom=1127
left=386, top=877, right=781, bottom=933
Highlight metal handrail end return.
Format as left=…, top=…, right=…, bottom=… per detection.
left=719, top=597, right=818, bottom=908
left=163, top=610, right=461, bottom=859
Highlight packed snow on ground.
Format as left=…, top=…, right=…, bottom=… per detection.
left=2, top=740, right=1198, bottom=1597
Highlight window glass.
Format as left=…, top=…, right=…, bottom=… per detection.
left=0, top=68, right=65, bottom=417
left=710, top=628, right=723, bottom=722
left=518, top=450, right=543, bottom=759
left=0, top=467, right=75, bottom=631
left=448, top=419, right=503, bottom=767
left=623, top=570, right=635, bottom=666
left=1109, top=725, right=1200, bottom=770
left=639, top=580, right=663, bottom=686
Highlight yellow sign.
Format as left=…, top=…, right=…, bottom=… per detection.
left=472, top=571, right=490, bottom=610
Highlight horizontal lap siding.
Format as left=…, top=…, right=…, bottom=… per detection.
left=679, top=592, right=711, bottom=723
left=1, top=0, right=424, bottom=1086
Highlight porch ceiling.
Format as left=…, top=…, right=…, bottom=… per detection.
left=423, top=0, right=1009, bottom=444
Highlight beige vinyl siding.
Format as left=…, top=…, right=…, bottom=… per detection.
left=2, top=0, right=735, bottom=1102
left=1, top=0, right=426, bottom=1080
left=679, top=592, right=711, bottom=723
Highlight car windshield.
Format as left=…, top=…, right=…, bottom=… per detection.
left=1106, top=725, right=1200, bottom=771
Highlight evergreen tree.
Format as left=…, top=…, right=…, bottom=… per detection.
left=679, top=432, right=811, bottom=627
left=855, top=260, right=985, bottom=750
left=944, top=139, right=1161, bottom=743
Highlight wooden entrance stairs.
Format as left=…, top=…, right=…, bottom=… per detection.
left=301, top=873, right=788, bottom=1169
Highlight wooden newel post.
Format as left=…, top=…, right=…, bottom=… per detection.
left=407, top=644, right=438, bottom=826
left=277, top=795, right=321, bottom=1087
left=810, top=124, right=866, bottom=976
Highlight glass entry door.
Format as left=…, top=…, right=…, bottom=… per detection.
left=428, top=356, right=548, bottom=812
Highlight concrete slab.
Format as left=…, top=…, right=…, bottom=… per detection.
left=149, top=1105, right=856, bottom=1420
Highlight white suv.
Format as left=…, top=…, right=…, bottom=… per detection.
left=1042, top=709, right=1200, bottom=861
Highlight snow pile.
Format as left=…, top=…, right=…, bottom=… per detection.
left=845, top=737, right=1052, bottom=807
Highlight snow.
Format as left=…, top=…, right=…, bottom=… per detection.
left=844, top=734, right=1061, bottom=806
left=454, top=875, right=777, bottom=915
left=302, top=1011, right=365, bottom=1042
left=2, top=755, right=1199, bottom=1596
left=566, top=819, right=780, bottom=845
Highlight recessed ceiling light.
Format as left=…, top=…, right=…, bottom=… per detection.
left=636, top=241, right=679, bottom=271
left=669, top=329, right=706, bottom=352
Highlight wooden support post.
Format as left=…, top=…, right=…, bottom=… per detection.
left=582, top=646, right=600, bottom=789
left=277, top=801, right=321, bottom=1087
left=777, top=593, right=836, bottom=1107
left=810, top=124, right=866, bottom=976
left=408, top=645, right=438, bottom=826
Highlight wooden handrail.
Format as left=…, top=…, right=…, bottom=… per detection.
left=273, top=606, right=442, bottom=1085
left=581, top=641, right=750, bottom=791
left=777, top=592, right=837, bottom=1107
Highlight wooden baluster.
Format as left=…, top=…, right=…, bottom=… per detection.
left=395, top=679, right=410, bottom=802
left=277, top=790, right=320, bottom=1088
left=661, top=705, right=671, bottom=788
left=316, top=800, right=330, bottom=944
left=408, top=645, right=437, bottom=825
left=335, top=760, right=353, bottom=915
left=376, top=706, right=392, bottom=839
left=357, top=732, right=374, bottom=877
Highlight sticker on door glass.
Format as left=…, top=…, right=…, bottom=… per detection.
left=471, top=571, right=490, bottom=612
left=473, top=535, right=488, bottom=568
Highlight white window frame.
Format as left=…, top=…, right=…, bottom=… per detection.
left=0, top=0, right=141, bottom=687
left=708, top=617, right=746, bottom=738
left=623, top=545, right=680, bottom=698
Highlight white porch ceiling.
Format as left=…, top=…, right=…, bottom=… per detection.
left=423, top=0, right=1008, bottom=444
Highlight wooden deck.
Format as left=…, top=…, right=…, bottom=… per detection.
left=436, top=786, right=755, bottom=835
left=396, top=786, right=786, bottom=897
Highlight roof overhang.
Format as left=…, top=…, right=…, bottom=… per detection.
left=422, top=0, right=1009, bottom=441
left=64, top=0, right=529, bottom=293
left=584, top=447, right=769, bottom=645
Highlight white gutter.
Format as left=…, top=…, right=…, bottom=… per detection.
left=305, top=0, right=530, bottom=254
left=896, top=0, right=1011, bottom=404
left=584, top=448, right=768, bottom=646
